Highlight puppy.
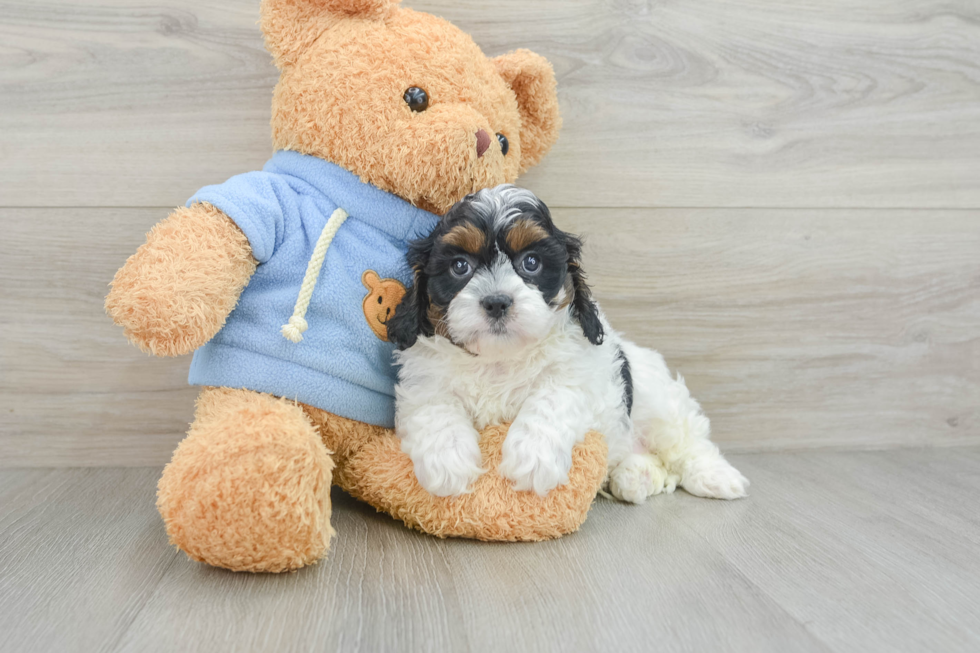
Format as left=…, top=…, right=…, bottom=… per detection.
left=388, top=186, right=748, bottom=503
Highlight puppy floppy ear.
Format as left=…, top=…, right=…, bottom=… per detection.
left=563, top=234, right=604, bottom=345
left=492, top=49, right=563, bottom=173
left=387, top=234, right=435, bottom=350
left=261, top=0, right=400, bottom=68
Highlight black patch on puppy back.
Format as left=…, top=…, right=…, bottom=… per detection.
left=617, top=347, right=633, bottom=416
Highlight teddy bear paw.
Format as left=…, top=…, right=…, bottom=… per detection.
left=157, top=388, right=335, bottom=572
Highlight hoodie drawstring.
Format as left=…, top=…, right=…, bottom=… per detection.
left=281, top=207, right=349, bottom=343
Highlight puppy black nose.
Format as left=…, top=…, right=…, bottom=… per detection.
left=481, top=294, right=513, bottom=318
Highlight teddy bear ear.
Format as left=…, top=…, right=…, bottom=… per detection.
left=492, top=49, right=563, bottom=172
left=261, top=0, right=400, bottom=68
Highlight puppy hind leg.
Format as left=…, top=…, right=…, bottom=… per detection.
left=608, top=453, right=678, bottom=504
left=679, top=443, right=750, bottom=500
left=628, top=356, right=749, bottom=500
left=650, top=411, right=748, bottom=500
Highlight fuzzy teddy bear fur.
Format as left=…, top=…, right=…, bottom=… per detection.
left=107, top=0, right=607, bottom=573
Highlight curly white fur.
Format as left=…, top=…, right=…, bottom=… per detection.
left=394, top=189, right=748, bottom=502
left=397, top=308, right=748, bottom=501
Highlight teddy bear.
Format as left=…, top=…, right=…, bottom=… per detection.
left=361, top=270, right=407, bottom=341
left=105, top=0, right=608, bottom=573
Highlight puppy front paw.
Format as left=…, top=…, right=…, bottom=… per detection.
left=498, top=423, right=574, bottom=497
left=408, top=435, right=484, bottom=498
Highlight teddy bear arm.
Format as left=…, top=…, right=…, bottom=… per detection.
left=105, top=203, right=256, bottom=357
left=305, top=408, right=609, bottom=542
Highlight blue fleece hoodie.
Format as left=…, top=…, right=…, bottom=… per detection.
left=186, top=150, right=439, bottom=428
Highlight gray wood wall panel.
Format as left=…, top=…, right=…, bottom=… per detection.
left=1, top=0, right=979, bottom=208
left=2, top=207, right=976, bottom=465
left=560, top=208, right=980, bottom=452
left=1, top=0, right=978, bottom=465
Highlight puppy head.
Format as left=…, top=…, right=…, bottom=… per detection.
left=388, top=185, right=603, bottom=355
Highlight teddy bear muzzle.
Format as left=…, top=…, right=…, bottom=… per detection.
left=380, top=104, right=514, bottom=214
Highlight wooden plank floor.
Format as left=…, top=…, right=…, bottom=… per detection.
left=2, top=449, right=979, bottom=653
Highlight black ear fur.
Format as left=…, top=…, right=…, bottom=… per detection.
left=387, top=234, right=436, bottom=350
left=563, top=233, right=604, bottom=345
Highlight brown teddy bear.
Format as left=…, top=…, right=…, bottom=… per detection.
left=106, top=0, right=607, bottom=573
left=361, top=270, right=406, bottom=342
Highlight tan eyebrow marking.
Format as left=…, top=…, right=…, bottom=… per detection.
left=441, top=223, right=485, bottom=254
left=506, top=219, right=549, bottom=252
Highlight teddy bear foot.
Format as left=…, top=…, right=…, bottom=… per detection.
left=308, top=410, right=608, bottom=542
left=157, top=387, right=335, bottom=572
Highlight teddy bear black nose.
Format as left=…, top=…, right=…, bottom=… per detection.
left=475, top=129, right=491, bottom=158
left=481, top=294, right=512, bottom=318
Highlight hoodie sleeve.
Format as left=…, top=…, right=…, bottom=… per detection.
left=187, top=172, right=296, bottom=264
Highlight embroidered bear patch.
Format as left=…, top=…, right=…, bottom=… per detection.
left=361, top=270, right=406, bottom=342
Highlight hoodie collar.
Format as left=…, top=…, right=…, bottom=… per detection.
left=265, top=150, right=440, bottom=241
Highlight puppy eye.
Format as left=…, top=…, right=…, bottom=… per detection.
left=451, top=258, right=471, bottom=277
left=497, top=133, right=509, bottom=156
left=404, top=87, right=429, bottom=112
left=521, top=254, right=540, bottom=273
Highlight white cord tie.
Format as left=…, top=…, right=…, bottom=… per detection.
left=281, top=207, right=349, bottom=343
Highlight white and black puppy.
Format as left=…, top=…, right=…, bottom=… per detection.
left=388, top=186, right=748, bottom=503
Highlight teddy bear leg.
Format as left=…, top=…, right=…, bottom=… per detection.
left=302, top=406, right=608, bottom=542
left=157, top=387, right=335, bottom=572
left=302, top=404, right=389, bottom=481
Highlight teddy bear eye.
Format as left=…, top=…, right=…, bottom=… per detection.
left=404, top=87, right=429, bottom=112
left=497, top=133, right=509, bottom=156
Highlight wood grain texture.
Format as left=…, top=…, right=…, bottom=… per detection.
left=2, top=207, right=977, bottom=465
left=0, top=208, right=198, bottom=466
left=669, top=449, right=980, bottom=653
left=556, top=207, right=980, bottom=452
left=2, top=450, right=980, bottom=652
left=1, top=0, right=979, bottom=208
left=0, top=468, right=179, bottom=653
left=3, top=3, right=979, bottom=649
